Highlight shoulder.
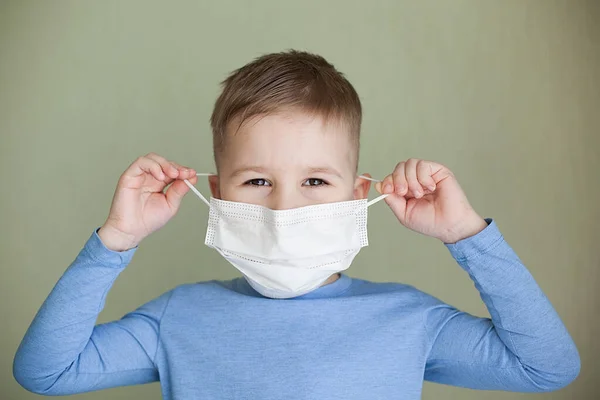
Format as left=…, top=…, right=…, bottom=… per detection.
left=166, top=278, right=243, bottom=297
left=158, top=278, right=250, bottom=307
left=347, top=277, right=446, bottom=308
left=131, top=278, right=248, bottom=322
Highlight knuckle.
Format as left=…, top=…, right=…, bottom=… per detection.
left=152, top=163, right=162, bottom=172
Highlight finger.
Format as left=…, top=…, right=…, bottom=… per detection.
left=392, top=162, right=408, bottom=196
left=126, top=156, right=167, bottom=182
left=145, top=153, right=180, bottom=179
left=165, top=175, right=198, bottom=211
left=179, top=166, right=197, bottom=180
left=375, top=181, right=382, bottom=193
left=168, top=161, right=197, bottom=180
left=404, top=158, right=423, bottom=199
left=426, top=161, right=448, bottom=185
left=379, top=174, right=394, bottom=194
left=167, top=161, right=184, bottom=179
left=384, top=194, right=407, bottom=224
left=374, top=175, right=388, bottom=194
left=416, top=160, right=436, bottom=192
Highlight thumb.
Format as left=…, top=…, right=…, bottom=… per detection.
left=165, top=176, right=197, bottom=212
left=384, top=194, right=407, bottom=223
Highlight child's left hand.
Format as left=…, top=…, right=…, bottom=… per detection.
left=374, top=159, right=488, bottom=243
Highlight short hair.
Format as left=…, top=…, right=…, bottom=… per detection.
left=210, top=50, right=362, bottom=166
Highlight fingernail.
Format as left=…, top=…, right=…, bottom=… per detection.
left=428, top=185, right=436, bottom=191
left=397, top=185, right=405, bottom=193
left=384, top=184, right=392, bottom=193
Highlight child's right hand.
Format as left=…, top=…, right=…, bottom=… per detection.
left=97, top=153, right=197, bottom=252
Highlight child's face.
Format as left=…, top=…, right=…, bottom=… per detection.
left=209, top=111, right=370, bottom=210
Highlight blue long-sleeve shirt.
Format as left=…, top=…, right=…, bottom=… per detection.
left=13, top=220, right=580, bottom=399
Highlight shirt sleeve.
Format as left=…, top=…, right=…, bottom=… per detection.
left=423, top=219, right=580, bottom=392
left=13, top=229, right=171, bottom=395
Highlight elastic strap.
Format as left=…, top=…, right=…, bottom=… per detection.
left=366, top=193, right=389, bottom=207
left=183, top=172, right=214, bottom=207
left=357, top=175, right=388, bottom=206
left=357, top=175, right=381, bottom=183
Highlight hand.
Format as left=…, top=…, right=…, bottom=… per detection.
left=98, top=153, right=198, bottom=251
left=375, top=159, right=487, bottom=243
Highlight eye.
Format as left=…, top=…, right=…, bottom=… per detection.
left=245, top=178, right=271, bottom=187
left=302, top=178, right=327, bottom=187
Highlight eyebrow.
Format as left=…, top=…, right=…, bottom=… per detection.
left=229, top=166, right=268, bottom=178
left=229, top=166, right=343, bottom=179
left=306, top=166, right=343, bottom=178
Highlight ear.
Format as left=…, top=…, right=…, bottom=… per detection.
left=209, top=175, right=221, bottom=199
left=353, top=173, right=372, bottom=200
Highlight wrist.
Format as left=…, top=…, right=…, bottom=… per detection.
left=97, top=223, right=139, bottom=252
left=441, top=212, right=488, bottom=244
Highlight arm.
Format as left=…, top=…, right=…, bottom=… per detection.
left=423, top=220, right=580, bottom=392
left=13, top=230, right=171, bottom=395
left=14, top=154, right=197, bottom=395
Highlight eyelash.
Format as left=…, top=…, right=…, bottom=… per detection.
left=245, top=179, right=271, bottom=187
left=303, top=178, right=327, bottom=187
left=244, top=178, right=329, bottom=187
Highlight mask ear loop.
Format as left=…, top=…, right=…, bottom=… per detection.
left=357, top=175, right=389, bottom=207
left=183, top=173, right=214, bottom=207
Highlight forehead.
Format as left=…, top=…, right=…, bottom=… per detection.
left=219, top=112, right=357, bottom=173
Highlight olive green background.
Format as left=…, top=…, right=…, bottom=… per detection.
left=1, top=1, right=598, bottom=399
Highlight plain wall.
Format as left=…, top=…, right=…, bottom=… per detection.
left=1, top=1, right=598, bottom=399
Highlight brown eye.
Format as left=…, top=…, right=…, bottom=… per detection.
left=246, top=179, right=271, bottom=187
left=303, top=178, right=326, bottom=187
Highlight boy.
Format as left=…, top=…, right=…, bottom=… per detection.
left=14, top=51, right=579, bottom=399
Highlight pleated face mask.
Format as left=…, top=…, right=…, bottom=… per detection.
left=183, top=175, right=387, bottom=299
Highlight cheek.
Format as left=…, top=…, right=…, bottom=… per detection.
left=305, top=185, right=355, bottom=204
left=219, top=186, right=243, bottom=202
left=220, top=185, right=268, bottom=205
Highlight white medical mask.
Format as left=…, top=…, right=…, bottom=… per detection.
left=184, top=175, right=387, bottom=299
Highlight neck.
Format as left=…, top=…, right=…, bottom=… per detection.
left=320, top=273, right=341, bottom=287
